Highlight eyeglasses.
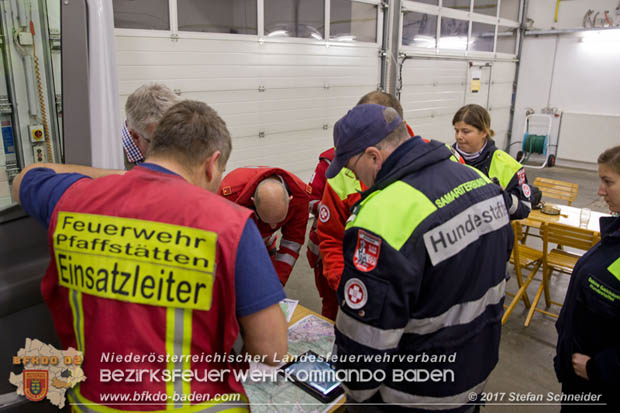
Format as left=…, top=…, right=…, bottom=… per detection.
left=347, top=152, right=364, bottom=172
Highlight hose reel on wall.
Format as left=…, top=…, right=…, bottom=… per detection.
left=514, top=113, right=557, bottom=169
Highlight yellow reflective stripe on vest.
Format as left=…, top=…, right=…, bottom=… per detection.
left=347, top=181, right=437, bottom=251
left=608, top=257, right=620, bottom=283
left=69, top=289, right=85, bottom=353
left=165, top=307, right=193, bottom=407
left=67, top=387, right=249, bottom=413
left=165, top=308, right=175, bottom=405
left=489, top=150, right=522, bottom=188
left=53, top=212, right=216, bottom=311
left=327, top=168, right=361, bottom=201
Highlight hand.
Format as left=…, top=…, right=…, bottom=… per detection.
left=572, top=353, right=590, bottom=380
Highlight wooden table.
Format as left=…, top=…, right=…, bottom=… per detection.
left=520, top=204, right=609, bottom=233
left=288, top=304, right=334, bottom=326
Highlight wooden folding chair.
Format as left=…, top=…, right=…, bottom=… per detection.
left=521, top=177, right=580, bottom=243
left=503, top=221, right=543, bottom=325
left=533, top=177, right=579, bottom=206
left=524, top=222, right=600, bottom=327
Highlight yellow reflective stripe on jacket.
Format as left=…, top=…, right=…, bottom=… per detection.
left=346, top=181, right=437, bottom=251
left=67, top=387, right=249, bottom=413
left=608, top=257, right=620, bottom=282
left=69, top=289, right=85, bottom=353
left=489, top=150, right=522, bottom=188
left=327, top=168, right=361, bottom=201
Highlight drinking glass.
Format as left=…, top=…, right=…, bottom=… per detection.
left=579, top=208, right=591, bottom=228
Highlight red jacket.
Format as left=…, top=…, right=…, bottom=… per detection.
left=219, top=167, right=310, bottom=285
left=45, top=166, right=251, bottom=410
left=306, top=148, right=335, bottom=269
left=317, top=168, right=367, bottom=291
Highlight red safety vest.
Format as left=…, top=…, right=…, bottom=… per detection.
left=43, top=166, right=250, bottom=412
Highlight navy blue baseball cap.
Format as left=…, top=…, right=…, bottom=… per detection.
left=325, top=104, right=403, bottom=179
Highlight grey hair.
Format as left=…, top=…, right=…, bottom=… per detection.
left=125, top=83, right=179, bottom=138
left=149, top=100, right=232, bottom=168
left=254, top=176, right=290, bottom=209
left=376, top=107, right=409, bottom=149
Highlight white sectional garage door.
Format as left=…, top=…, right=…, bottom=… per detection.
left=115, top=4, right=382, bottom=182
left=400, top=58, right=515, bottom=151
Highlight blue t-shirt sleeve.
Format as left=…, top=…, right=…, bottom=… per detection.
left=19, top=168, right=89, bottom=227
left=235, top=219, right=286, bottom=317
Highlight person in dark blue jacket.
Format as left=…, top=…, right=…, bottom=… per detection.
left=452, top=104, right=532, bottom=220
left=325, top=104, right=514, bottom=412
left=555, top=145, right=620, bottom=412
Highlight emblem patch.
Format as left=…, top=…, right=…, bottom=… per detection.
left=353, top=230, right=381, bottom=272
left=318, top=204, right=330, bottom=223
left=522, top=183, right=531, bottom=198
left=306, top=184, right=313, bottom=194
left=344, top=278, right=368, bottom=309
left=222, top=186, right=232, bottom=196
left=23, top=370, right=48, bottom=402
left=517, top=169, right=526, bottom=185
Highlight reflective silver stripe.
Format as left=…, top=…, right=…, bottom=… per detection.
left=174, top=308, right=184, bottom=408
left=343, top=383, right=381, bottom=402
left=423, top=195, right=509, bottom=266
left=324, top=159, right=332, bottom=165
left=275, top=252, right=297, bottom=266
left=336, top=310, right=403, bottom=351
left=380, top=379, right=487, bottom=409
left=263, top=233, right=277, bottom=245
left=523, top=201, right=531, bottom=209
left=509, top=194, right=519, bottom=215
left=280, top=239, right=302, bottom=253
left=405, top=280, right=506, bottom=335
left=307, top=239, right=320, bottom=255
left=309, top=200, right=319, bottom=213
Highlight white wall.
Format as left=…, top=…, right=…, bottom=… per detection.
left=511, top=0, right=620, bottom=168
left=527, top=0, right=619, bottom=30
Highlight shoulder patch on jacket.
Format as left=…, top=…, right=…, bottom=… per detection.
left=344, top=278, right=368, bottom=309
left=319, top=204, right=331, bottom=223
left=353, top=230, right=381, bottom=272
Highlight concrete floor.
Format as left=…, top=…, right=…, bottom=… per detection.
left=283, top=165, right=607, bottom=412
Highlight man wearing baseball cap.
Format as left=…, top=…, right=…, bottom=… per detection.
left=330, top=104, right=513, bottom=412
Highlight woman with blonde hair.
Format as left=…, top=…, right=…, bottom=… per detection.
left=555, top=145, right=620, bottom=411
left=452, top=104, right=532, bottom=219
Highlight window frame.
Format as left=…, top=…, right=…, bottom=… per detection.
left=400, top=0, right=521, bottom=58
left=113, top=0, right=384, bottom=48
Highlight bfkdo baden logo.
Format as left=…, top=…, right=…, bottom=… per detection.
left=24, top=370, right=49, bottom=401
left=9, top=338, right=85, bottom=409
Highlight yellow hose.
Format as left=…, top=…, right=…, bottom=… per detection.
left=555, top=0, right=560, bottom=23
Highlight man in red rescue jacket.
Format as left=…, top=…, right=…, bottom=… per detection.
left=219, top=167, right=310, bottom=285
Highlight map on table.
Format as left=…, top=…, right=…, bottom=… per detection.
left=244, top=314, right=341, bottom=413
left=279, top=298, right=299, bottom=323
